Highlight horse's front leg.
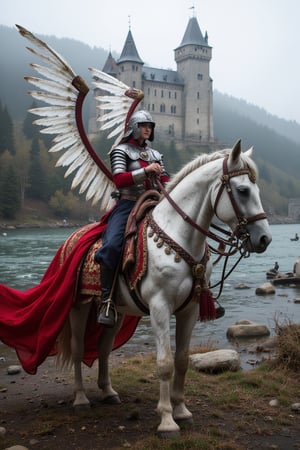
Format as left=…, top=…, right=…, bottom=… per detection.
left=150, top=301, right=180, bottom=436
left=172, top=303, right=198, bottom=426
left=69, top=301, right=92, bottom=409
left=96, top=313, right=123, bottom=404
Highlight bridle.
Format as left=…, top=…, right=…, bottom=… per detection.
left=153, top=155, right=268, bottom=299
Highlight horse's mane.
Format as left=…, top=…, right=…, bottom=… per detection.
left=166, top=149, right=229, bottom=193
left=165, top=148, right=257, bottom=193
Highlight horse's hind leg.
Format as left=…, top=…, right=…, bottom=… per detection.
left=69, top=301, right=92, bottom=409
left=97, top=314, right=123, bottom=404
left=172, top=304, right=198, bottom=427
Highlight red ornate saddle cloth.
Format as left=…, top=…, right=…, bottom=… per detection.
left=79, top=217, right=148, bottom=295
left=59, top=216, right=149, bottom=297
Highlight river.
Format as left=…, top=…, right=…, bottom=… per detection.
left=1, top=223, right=300, bottom=366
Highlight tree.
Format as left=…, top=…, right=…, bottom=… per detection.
left=0, top=101, right=15, bottom=154
left=27, top=137, right=47, bottom=200
left=0, top=163, right=20, bottom=218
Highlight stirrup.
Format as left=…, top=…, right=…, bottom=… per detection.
left=97, top=300, right=117, bottom=327
left=215, top=305, right=225, bottom=319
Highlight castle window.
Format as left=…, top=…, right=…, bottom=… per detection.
left=161, top=90, right=164, bottom=98
left=197, top=107, right=199, bottom=114
left=152, top=104, right=155, bottom=111
left=171, top=105, right=176, bottom=114
left=174, top=92, right=177, bottom=99
left=197, top=74, right=203, bottom=80
left=197, top=92, right=200, bottom=99
left=197, top=119, right=199, bottom=125
left=121, top=66, right=124, bottom=72
left=148, top=104, right=150, bottom=111
left=148, top=88, right=150, bottom=95
left=169, top=91, right=171, bottom=98
left=154, top=89, right=157, bottom=96
left=160, top=104, right=165, bottom=113
left=132, top=81, right=136, bottom=87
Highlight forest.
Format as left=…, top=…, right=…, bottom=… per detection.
left=1, top=25, right=300, bottom=224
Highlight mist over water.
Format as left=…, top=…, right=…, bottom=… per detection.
left=1, top=223, right=300, bottom=362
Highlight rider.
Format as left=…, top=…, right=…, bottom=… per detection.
left=94, top=110, right=169, bottom=327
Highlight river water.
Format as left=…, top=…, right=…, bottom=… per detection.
left=1, top=223, right=300, bottom=366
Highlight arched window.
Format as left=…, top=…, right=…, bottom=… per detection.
left=160, top=104, right=165, bottom=113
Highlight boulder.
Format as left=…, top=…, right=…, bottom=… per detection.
left=227, top=320, right=270, bottom=339
left=190, top=349, right=241, bottom=374
left=255, top=282, right=275, bottom=295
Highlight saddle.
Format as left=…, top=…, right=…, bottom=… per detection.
left=77, top=190, right=161, bottom=296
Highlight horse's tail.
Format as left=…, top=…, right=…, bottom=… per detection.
left=56, top=319, right=73, bottom=370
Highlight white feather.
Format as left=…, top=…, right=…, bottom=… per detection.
left=28, top=106, right=73, bottom=118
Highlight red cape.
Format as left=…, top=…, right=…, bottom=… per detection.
left=0, top=217, right=139, bottom=374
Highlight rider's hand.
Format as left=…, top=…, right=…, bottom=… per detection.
left=145, top=163, right=163, bottom=175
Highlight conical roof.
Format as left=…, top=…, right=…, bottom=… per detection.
left=176, top=16, right=209, bottom=48
left=102, top=51, right=118, bottom=77
left=117, top=29, right=143, bottom=64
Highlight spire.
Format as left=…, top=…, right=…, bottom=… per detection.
left=102, top=51, right=118, bottom=77
left=117, top=29, right=143, bottom=64
left=177, top=16, right=209, bottom=48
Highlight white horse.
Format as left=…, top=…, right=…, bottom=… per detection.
left=57, top=141, right=271, bottom=437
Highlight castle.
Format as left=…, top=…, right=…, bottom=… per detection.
left=89, top=15, right=214, bottom=149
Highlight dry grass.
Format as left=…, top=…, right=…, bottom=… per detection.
left=273, top=320, right=300, bottom=371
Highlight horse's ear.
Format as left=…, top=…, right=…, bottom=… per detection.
left=244, top=146, right=253, bottom=157
left=229, top=139, right=241, bottom=164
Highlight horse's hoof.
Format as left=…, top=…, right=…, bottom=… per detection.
left=156, top=429, right=181, bottom=439
left=101, top=395, right=121, bottom=405
left=175, top=417, right=194, bottom=429
left=73, top=403, right=91, bottom=414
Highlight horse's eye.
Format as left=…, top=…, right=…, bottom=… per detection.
left=237, top=185, right=250, bottom=196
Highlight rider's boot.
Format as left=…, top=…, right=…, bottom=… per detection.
left=97, top=264, right=117, bottom=327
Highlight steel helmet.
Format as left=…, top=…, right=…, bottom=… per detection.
left=124, top=110, right=155, bottom=141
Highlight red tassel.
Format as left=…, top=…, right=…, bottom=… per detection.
left=199, top=290, right=216, bottom=321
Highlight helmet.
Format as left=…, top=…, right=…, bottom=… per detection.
left=124, top=110, right=155, bottom=141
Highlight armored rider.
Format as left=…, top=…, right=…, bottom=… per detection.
left=94, top=110, right=169, bottom=327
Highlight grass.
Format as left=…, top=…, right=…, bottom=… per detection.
left=1, top=324, right=300, bottom=449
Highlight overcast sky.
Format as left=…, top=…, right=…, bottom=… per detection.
left=1, top=0, right=300, bottom=123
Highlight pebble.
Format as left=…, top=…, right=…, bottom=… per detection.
left=0, top=426, right=6, bottom=437
left=269, top=399, right=279, bottom=407
left=7, top=365, right=22, bottom=375
left=291, top=402, right=300, bottom=412
left=3, top=446, right=29, bottom=450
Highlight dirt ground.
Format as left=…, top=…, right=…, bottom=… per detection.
left=1, top=345, right=300, bottom=450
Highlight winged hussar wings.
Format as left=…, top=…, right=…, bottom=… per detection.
left=16, top=25, right=141, bottom=210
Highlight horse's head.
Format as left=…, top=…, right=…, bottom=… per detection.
left=212, top=140, right=272, bottom=254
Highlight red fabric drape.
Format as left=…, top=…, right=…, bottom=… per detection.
left=0, top=218, right=139, bottom=375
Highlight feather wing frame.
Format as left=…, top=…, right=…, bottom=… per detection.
left=17, top=25, right=117, bottom=209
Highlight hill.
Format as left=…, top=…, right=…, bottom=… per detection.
left=0, top=25, right=300, bottom=221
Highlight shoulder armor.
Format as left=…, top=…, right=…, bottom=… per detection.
left=113, top=143, right=140, bottom=160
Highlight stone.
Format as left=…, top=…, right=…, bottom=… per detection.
left=291, top=403, right=300, bottom=413
left=7, top=365, right=22, bottom=375
left=294, top=297, right=300, bottom=304
left=235, top=283, right=250, bottom=289
left=227, top=320, right=270, bottom=339
left=190, top=349, right=241, bottom=374
left=255, top=282, right=275, bottom=295
left=3, top=446, right=29, bottom=450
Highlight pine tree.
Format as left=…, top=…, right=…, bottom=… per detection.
left=0, top=164, right=20, bottom=219
left=27, top=137, right=47, bottom=200
left=0, top=101, right=15, bottom=154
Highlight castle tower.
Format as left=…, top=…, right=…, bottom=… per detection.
left=175, top=16, right=214, bottom=143
left=117, top=29, right=144, bottom=89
